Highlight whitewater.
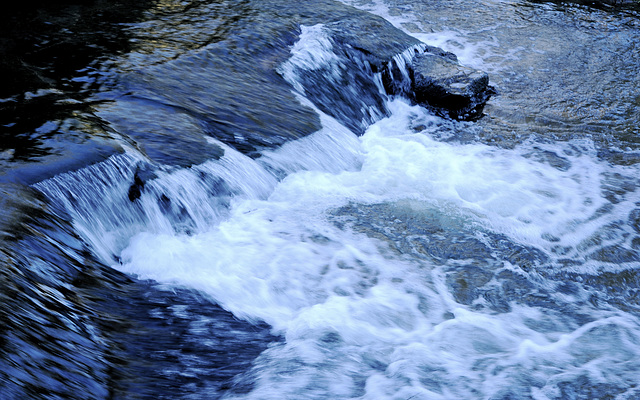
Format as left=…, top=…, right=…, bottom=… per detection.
left=31, top=9, right=640, bottom=397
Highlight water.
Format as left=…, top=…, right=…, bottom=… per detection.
left=2, top=0, right=640, bottom=399
left=343, top=0, right=640, bottom=152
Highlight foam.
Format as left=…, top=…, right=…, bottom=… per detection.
left=35, top=12, right=640, bottom=397
left=112, top=99, right=640, bottom=399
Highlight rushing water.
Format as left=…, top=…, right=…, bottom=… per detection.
left=2, top=0, right=640, bottom=399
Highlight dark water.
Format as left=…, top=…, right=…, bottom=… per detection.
left=2, top=0, right=640, bottom=399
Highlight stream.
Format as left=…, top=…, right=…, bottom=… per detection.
left=1, top=0, right=640, bottom=399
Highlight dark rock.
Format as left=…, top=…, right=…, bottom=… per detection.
left=601, top=172, right=638, bottom=204
left=274, top=2, right=494, bottom=132
left=110, top=20, right=322, bottom=159
left=482, top=289, right=512, bottom=313
left=320, top=19, right=495, bottom=123
left=497, top=270, right=538, bottom=301
left=523, top=148, right=572, bottom=171
left=0, top=138, right=122, bottom=186
left=127, top=181, right=141, bottom=202
left=325, top=16, right=423, bottom=72
left=128, top=165, right=157, bottom=202
left=588, top=245, right=640, bottom=263
left=275, top=12, right=423, bottom=134
left=409, top=53, right=494, bottom=121
left=97, top=97, right=225, bottom=167
left=380, top=45, right=458, bottom=98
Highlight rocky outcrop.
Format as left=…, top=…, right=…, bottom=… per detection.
left=283, top=4, right=495, bottom=127
left=378, top=44, right=494, bottom=121
left=407, top=53, right=493, bottom=121
left=127, top=164, right=158, bottom=202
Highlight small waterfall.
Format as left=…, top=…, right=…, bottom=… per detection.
left=379, top=43, right=428, bottom=96
left=276, top=24, right=429, bottom=135
left=33, top=106, right=365, bottom=266
left=34, top=153, right=143, bottom=262
left=34, top=144, right=279, bottom=263
left=12, top=1, right=640, bottom=398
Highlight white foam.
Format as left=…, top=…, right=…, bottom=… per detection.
left=38, top=87, right=640, bottom=397
left=34, top=140, right=281, bottom=263
left=37, top=11, right=640, bottom=396
left=112, top=99, right=640, bottom=399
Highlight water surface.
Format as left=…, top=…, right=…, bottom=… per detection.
left=2, top=0, right=640, bottom=399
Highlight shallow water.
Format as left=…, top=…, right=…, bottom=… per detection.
left=344, top=0, right=640, bottom=153
left=2, top=0, right=640, bottom=399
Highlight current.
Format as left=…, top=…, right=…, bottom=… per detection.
left=2, top=0, right=640, bottom=399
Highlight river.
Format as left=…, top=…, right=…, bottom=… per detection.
left=1, top=0, right=640, bottom=399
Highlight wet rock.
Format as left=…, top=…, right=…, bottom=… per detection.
left=278, top=13, right=421, bottom=134
left=114, top=39, right=321, bottom=159
left=325, top=16, right=423, bottom=72
left=490, top=234, right=550, bottom=272
left=128, top=165, right=157, bottom=202
left=446, top=265, right=493, bottom=305
left=408, top=53, right=493, bottom=121
left=277, top=2, right=494, bottom=131
left=497, top=270, right=537, bottom=300
left=561, top=269, right=640, bottom=313
left=0, top=138, right=121, bottom=186
left=482, top=289, right=512, bottom=313
left=522, top=148, right=572, bottom=171
left=556, top=374, right=632, bottom=400
left=98, top=98, right=224, bottom=167
left=410, top=234, right=493, bottom=262
left=601, top=172, right=638, bottom=204
left=380, top=44, right=457, bottom=95
left=326, top=18, right=496, bottom=123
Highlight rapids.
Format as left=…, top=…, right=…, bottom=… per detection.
left=2, top=0, right=640, bottom=399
